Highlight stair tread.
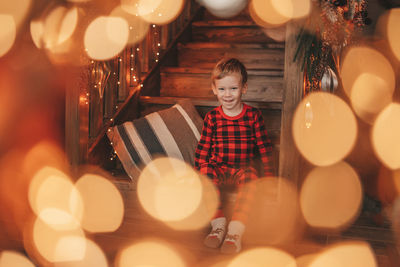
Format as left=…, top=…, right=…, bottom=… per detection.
left=140, top=96, right=282, bottom=109
left=192, top=20, right=258, bottom=27
left=160, top=67, right=284, bottom=76
left=178, top=42, right=285, bottom=49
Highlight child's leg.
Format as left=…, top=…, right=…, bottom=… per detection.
left=198, top=163, right=227, bottom=248
left=231, top=166, right=258, bottom=223
left=198, top=162, right=225, bottom=219
left=221, top=166, right=258, bottom=253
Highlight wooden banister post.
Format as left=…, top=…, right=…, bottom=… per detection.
left=65, top=64, right=90, bottom=172
left=279, top=20, right=306, bottom=187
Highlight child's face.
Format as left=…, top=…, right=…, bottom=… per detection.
left=212, top=73, right=248, bottom=115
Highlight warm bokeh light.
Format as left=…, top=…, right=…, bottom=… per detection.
left=350, top=73, right=393, bottom=124
left=30, top=20, right=44, bottom=49
left=84, top=16, right=129, bottom=60
left=0, top=0, right=32, bottom=29
left=271, top=0, right=311, bottom=19
left=31, top=217, right=86, bottom=263
left=23, top=141, right=67, bottom=176
left=137, top=157, right=204, bottom=222
left=340, top=46, right=395, bottom=123
left=28, top=166, right=83, bottom=224
left=244, top=177, right=303, bottom=246
left=261, top=25, right=286, bottom=42
left=110, top=5, right=150, bottom=45
left=42, top=6, right=78, bottom=50
left=165, top=173, right=218, bottom=231
left=300, top=161, right=362, bottom=230
left=250, top=0, right=290, bottom=27
left=228, top=247, right=296, bottom=267
left=372, top=103, right=400, bottom=170
left=296, top=254, right=318, bottom=267
left=53, top=238, right=108, bottom=267
left=270, top=0, right=294, bottom=19
left=30, top=6, right=88, bottom=65
left=57, top=7, right=79, bottom=47
left=75, top=173, right=124, bottom=233
left=387, top=8, right=400, bottom=61
left=120, top=0, right=143, bottom=15
left=199, top=0, right=247, bottom=18
left=137, top=0, right=185, bottom=25
left=292, top=92, right=357, bottom=166
left=0, top=251, right=35, bottom=267
left=308, top=241, right=377, bottom=267
left=30, top=6, right=79, bottom=57
left=38, top=208, right=80, bottom=231
left=0, top=15, right=16, bottom=57
left=116, top=240, right=186, bottom=267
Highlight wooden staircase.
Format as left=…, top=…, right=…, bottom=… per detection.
left=86, top=7, right=400, bottom=267
left=139, top=8, right=285, bottom=174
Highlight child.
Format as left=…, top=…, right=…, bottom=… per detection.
left=194, top=58, right=274, bottom=253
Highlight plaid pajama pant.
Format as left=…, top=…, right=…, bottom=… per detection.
left=199, top=162, right=258, bottom=223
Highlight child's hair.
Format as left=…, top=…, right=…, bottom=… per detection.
left=211, top=58, right=248, bottom=86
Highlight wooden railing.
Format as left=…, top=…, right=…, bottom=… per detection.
left=66, top=0, right=200, bottom=168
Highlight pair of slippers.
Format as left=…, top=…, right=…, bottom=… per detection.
left=204, top=218, right=245, bottom=254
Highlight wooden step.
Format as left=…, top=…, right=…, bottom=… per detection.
left=139, top=96, right=282, bottom=110
left=191, top=20, right=282, bottom=43
left=160, top=67, right=283, bottom=102
left=200, top=5, right=252, bottom=21
left=139, top=96, right=282, bottom=154
left=178, top=42, right=284, bottom=69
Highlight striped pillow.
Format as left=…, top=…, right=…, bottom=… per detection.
left=107, top=99, right=203, bottom=180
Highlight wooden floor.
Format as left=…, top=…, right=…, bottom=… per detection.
left=90, top=178, right=400, bottom=267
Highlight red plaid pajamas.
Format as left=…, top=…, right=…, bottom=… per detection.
left=195, top=104, right=273, bottom=223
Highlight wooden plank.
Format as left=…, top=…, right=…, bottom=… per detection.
left=160, top=70, right=283, bottom=102
left=89, top=62, right=103, bottom=140
left=192, top=20, right=258, bottom=27
left=178, top=43, right=284, bottom=69
left=161, top=67, right=283, bottom=76
left=104, top=59, right=117, bottom=120
left=65, top=64, right=90, bottom=168
left=118, top=52, right=128, bottom=100
left=161, top=24, right=169, bottom=50
left=192, top=25, right=277, bottom=43
left=279, top=20, right=307, bottom=186
left=139, top=96, right=282, bottom=110
left=178, top=42, right=285, bottom=49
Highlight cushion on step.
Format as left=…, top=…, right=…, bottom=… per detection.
left=107, top=99, right=203, bottom=180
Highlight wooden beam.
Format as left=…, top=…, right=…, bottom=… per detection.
left=279, top=20, right=306, bottom=186
left=65, top=64, right=90, bottom=170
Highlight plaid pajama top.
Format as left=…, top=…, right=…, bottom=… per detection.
left=194, top=104, right=274, bottom=177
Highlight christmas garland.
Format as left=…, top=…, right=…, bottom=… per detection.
left=294, top=0, right=369, bottom=96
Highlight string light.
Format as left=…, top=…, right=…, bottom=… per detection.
left=151, top=25, right=160, bottom=63
left=117, top=56, right=121, bottom=101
